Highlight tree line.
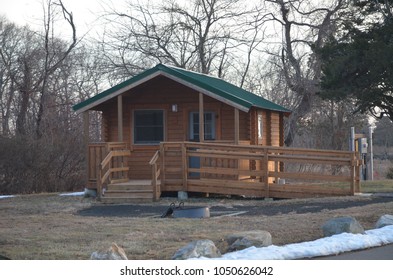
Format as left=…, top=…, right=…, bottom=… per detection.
left=0, top=0, right=391, bottom=194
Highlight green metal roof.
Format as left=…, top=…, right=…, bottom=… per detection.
left=73, top=63, right=291, bottom=114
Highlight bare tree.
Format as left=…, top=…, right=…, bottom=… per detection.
left=0, top=1, right=77, bottom=137
left=262, top=0, right=350, bottom=146
left=35, top=0, right=77, bottom=137
left=99, top=0, right=262, bottom=78
left=0, top=2, right=94, bottom=194
left=0, top=17, right=19, bottom=135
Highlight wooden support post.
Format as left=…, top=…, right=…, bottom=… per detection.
left=199, top=93, right=204, bottom=142
left=83, top=111, right=90, bottom=185
left=234, top=108, right=239, bottom=145
left=234, top=108, right=240, bottom=179
left=117, top=95, right=123, bottom=142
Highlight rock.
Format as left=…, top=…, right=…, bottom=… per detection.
left=172, top=239, right=221, bottom=260
left=375, top=214, right=393, bottom=228
left=226, top=230, right=272, bottom=252
left=322, top=216, right=365, bottom=237
left=90, top=243, right=128, bottom=260
left=0, top=254, right=11, bottom=260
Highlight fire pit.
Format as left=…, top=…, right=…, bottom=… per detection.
left=161, top=202, right=210, bottom=219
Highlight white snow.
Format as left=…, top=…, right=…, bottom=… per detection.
left=1, top=192, right=85, bottom=198
left=58, top=191, right=85, bottom=197
left=211, top=225, right=393, bottom=260
left=0, top=195, right=15, bottom=199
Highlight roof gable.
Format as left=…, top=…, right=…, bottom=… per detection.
left=73, top=64, right=291, bottom=114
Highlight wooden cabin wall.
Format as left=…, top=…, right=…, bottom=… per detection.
left=98, top=76, right=251, bottom=179
left=250, top=109, right=283, bottom=147
left=97, top=76, right=285, bottom=180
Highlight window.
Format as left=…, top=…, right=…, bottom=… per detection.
left=258, top=113, right=263, bottom=140
left=134, top=110, right=164, bottom=144
left=189, top=112, right=215, bottom=141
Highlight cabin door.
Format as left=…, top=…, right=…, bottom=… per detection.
left=188, top=112, right=216, bottom=178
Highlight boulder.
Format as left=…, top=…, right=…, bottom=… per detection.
left=226, top=230, right=272, bottom=252
left=375, top=214, right=393, bottom=229
left=172, top=239, right=221, bottom=260
left=90, top=243, right=128, bottom=260
left=322, top=216, right=365, bottom=237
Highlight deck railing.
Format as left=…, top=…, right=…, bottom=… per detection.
left=151, top=142, right=362, bottom=199
left=87, top=142, right=130, bottom=197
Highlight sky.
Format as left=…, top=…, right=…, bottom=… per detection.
left=0, top=0, right=106, bottom=37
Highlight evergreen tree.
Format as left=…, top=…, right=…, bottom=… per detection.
left=318, top=0, right=393, bottom=122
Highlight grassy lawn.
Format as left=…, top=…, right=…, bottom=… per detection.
left=0, top=181, right=392, bottom=260
left=360, top=180, right=393, bottom=193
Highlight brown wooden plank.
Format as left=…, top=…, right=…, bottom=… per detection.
left=268, top=171, right=352, bottom=182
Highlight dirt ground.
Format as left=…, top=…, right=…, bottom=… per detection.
left=0, top=192, right=393, bottom=260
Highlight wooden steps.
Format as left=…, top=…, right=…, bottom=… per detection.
left=101, top=180, right=155, bottom=204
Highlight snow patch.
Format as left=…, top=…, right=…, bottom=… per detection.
left=58, top=192, right=85, bottom=197
left=0, top=195, right=15, bottom=199
left=210, top=225, right=393, bottom=260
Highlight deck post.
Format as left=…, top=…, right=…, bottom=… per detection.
left=181, top=143, right=188, bottom=191
left=117, top=95, right=123, bottom=142
left=160, top=143, right=165, bottom=189
left=350, top=152, right=356, bottom=195
left=199, top=93, right=204, bottom=142
left=264, top=148, right=270, bottom=198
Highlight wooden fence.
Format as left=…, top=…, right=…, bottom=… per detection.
left=151, top=142, right=362, bottom=199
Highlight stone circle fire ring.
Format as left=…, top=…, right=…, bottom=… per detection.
left=161, top=202, right=210, bottom=219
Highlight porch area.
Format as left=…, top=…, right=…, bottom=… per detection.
left=87, top=141, right=362, bottom=203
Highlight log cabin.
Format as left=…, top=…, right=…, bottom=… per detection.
left=73, top=64, right=360, bottom=203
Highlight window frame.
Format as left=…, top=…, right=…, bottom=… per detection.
left=133, top=109, right=165, bottom=145
left=189, top=111, right=216, bottom=141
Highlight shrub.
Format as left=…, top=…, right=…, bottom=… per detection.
left=0, top=133, right=85, bottom=195
left=387, top=166, right=393, bottom=180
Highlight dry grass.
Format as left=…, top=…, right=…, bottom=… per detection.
left=0, top=189, right=393, bottom=260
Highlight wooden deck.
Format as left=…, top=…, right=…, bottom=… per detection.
left=152, top=142, right=362, bottom=199
left=87, top=141, right=362, bottom=203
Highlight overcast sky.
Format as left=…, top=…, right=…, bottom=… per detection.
left=0, top=0, right=106, bottom=37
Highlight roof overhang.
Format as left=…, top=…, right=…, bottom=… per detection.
left=73, top=71, right=162, bottom=114
left=73, top=64, right=291, bottom=116
left=74, top=70, right=251, bottom=114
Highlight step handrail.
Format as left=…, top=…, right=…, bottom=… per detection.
left=149, top=150, right=161, bottom=201
left=97, top=149, right=131, bottom=198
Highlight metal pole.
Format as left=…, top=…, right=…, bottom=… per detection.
left=350, top=127, right=355, bottom=151
left=369, top=126, right=374, bottom=181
